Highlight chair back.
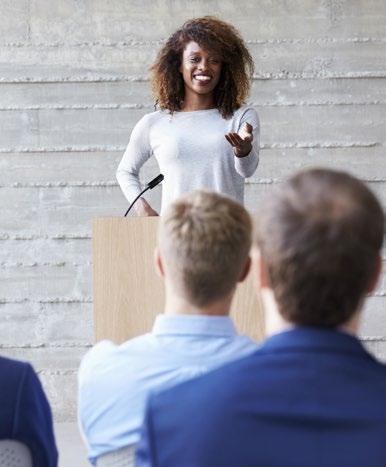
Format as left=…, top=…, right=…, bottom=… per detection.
left=96, top=444, right=136, bottom=467
left=0, top=440, right=32, bottom=467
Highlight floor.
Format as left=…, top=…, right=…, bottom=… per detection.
left=55, top=422, right=89, bottom=467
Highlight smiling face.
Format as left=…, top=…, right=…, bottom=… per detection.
left=179, top=41, right=222, bottom=102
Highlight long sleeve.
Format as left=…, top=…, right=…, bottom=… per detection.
left=136, top=398, right=157, bottom=467
left=14, top=364, right=58, bottom=467
left=116, top=114, right=153, bottom=204
left=233, top=107, right=260, bottom=178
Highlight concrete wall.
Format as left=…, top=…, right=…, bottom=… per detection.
left=0, top=0, right=385, bottom=421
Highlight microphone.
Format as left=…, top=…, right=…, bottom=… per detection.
left=147, top=174, right=164, bottom=189
left=123, top=174, right=164, bottom=217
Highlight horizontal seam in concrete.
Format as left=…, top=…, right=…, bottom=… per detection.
left=0, top=76, right=150, bottom=84
left=8, top=181, right=119, bottom=187
left=0, top=145, right=126, bottom=153
left=2, top=73, right=386, bottom=84
left=37, top=370, right=79, bottom=376
left=1, top=37, right=386, bottom=48
left=360, top=337, right=386, bottom=342
left=0, top=343, right=92, bottom=349
left=0, top=261, right=92, bottom=267
left=2, top=100, right=386, bottom=111
left=0, top=103, right=149, bottom=110
left=253, top=72, right=386, bottom=80
left=0, top=236, right=92, bottom=242
left=0, top=297, right=93, bottom=304
left=246, top=177, right=386, bottom=184
left=2, top=178, right=386, bottom=189
left=0, top=142, right=380, bottom=154
left=0, top=234, right=92, bottom=241
left=1, top=175, right=385, bottom=189
left=373, top=291, right=386, bottom=297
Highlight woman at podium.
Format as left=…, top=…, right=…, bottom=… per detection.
left=117, top=16, right=260, bottom=216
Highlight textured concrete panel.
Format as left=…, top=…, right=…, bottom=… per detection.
left=0, top=302, right=92, bottom=346
left=249, top=146, right=386, bottom=182
left=361, top=296, right=386, bottom=338
left=1, top=1, right=386, bottom=423
left=1, top=0, right=29, bottom=43
left=0, top=81, right=154, bottom=108
left=26, top=0, right=386, bottom=43
left=0, top=238, right=92, bottom=264
left=0, top=264, right=92, bottom=301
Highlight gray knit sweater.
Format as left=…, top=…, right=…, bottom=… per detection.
left=116, top=106, right=260, bottom=214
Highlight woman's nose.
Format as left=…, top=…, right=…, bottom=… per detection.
left=198, top=59, right=209, bottom=70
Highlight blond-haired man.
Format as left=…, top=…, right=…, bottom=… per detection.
left=78, top=191, right=258, bottom=465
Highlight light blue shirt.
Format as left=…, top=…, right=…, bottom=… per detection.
left=78, top=314, right=258, bottom=464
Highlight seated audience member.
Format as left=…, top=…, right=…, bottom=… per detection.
left=137, top=169, right=386, bottom=467
left=0, top=356, right=58, bottom=466
left=78, top=191, right=258, bottom=464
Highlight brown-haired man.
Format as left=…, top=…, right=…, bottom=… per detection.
left=78, top=191, right=258, bottom=464
left=137, top=169, right=386, bottom=467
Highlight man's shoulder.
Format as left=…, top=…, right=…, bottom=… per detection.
left=0, top=356, right=38, bottom=405
left=0, top=355, right=31, bottom=379
left=78, top=333, right=154, bottom=380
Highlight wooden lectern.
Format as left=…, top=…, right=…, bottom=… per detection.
left=93, top=217, right=265, bottom=344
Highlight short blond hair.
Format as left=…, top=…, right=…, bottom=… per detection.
left=159, top=191, right=252, bottom=307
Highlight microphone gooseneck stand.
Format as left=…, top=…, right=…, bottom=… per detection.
left=124, top=174, right=164, bottom=217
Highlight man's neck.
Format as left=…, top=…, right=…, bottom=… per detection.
left=262, top=289, right=294, bottom=337
left=262, top=288, right=361, bottom=338
left=163, top=289, right=233, bottom=318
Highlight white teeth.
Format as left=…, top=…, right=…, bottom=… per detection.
left=194, top=75, right=211, bottom=81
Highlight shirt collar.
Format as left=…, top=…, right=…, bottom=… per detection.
left=152, top=314, right=237, bottom=337
left=261, top=326, right=372, bottom=360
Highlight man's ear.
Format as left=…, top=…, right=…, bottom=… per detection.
left=367, top=253, right=383, bottom=294
left=154, top=247, right=165, bottom=278
left=238, top=256, right=251, bottom=283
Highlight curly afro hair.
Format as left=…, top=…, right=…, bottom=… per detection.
left=151, top=16, right=254, bottom=119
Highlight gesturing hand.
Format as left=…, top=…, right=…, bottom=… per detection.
left=225, top=122, right=253, bottom=158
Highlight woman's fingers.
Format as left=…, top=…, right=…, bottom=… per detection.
left=244, top=122, right=253, bottom=134
left=225, top=122, right=254, bottom=147
left=239, top=123, right=253, bottom=142
left=225, top=132, right=243, bottom=147
left=225, top=134, right=234, bottom=146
